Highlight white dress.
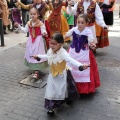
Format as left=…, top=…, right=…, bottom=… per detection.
left=38, top=47, right=83, bottom=100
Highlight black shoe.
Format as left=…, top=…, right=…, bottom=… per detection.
left=66, top=100, right=73, bottom=105
left=8, top=28, right=13, bottom=31
left=47, top=110, right=54, bottom=115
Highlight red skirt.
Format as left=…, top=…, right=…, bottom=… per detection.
left=96, top=28, right=109, bottom=48
left=76, top=50, right=100, bottom=94
left=44, top=20, right=51, bottom=49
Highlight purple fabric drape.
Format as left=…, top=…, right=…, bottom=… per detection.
left=70, top=32, right=88, bottom=53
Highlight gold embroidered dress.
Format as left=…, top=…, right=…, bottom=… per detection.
left=37, top=47, right=82, bottom=100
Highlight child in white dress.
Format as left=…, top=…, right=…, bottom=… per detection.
left=33, top=33, right=89, bottom=114
left=15, top=8, right=47, bottom=79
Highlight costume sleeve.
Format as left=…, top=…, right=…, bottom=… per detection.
left=87, top=29, right=94, bottom=43
left=37, top=54, right=48, bottom=60
left=95, top=3, right=107, bottom=28
left=17, top=1, right=30, bottom=10
left=62, top=50, right=83, bottom=67
left=40, top=24, right=47, bottom=34
left=88, top=36, right=94, bottom=44
left=18, top=24, right=29, bottom=33
left=66, top=2, right=78, bottom=15
left=65, top=27, right=74, bottom=37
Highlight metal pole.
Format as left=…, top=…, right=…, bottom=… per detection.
left=119, top=5, right=120, bottom=18
left=26, top=14, right=29, bottom=37
left=0, top=18, right=4, bottom=46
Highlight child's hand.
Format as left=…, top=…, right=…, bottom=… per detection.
left=42, top=32, right=48, bottom=38
left=104, top=27, right=108, bottom=32
left=30, top=55, right=41, bottom=61
left=79, top=64, right=90, bottom=71
left=14, top=22, right=19, bottom=28
left=30, top=4, right=33, bottom=8
left=90, top=42, right=96, bottom=50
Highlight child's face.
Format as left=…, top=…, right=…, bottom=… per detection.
left=49, top=39, right=62, bottom=53
left=77, top=17, right=87, bottom=32
left=30, top=9, right=38, bottom=21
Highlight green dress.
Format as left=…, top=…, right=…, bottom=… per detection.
left=63, top=11, right=74, bottom=26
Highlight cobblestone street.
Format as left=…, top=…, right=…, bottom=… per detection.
left=0, top=4, right=120, bottom=120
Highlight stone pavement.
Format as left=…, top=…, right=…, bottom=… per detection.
left=0, top=4, right=120, bottom=120
left=0, top=31, right=27, bottom=52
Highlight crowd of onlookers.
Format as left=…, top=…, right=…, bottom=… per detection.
left=0, top=0, right=115, bottom=34
left=0, top=0, right=32, bottom=34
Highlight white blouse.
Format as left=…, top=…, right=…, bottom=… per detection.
left=65, top=27, right=94, bottom=44
left=38, top=47, right=83, bottom=67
